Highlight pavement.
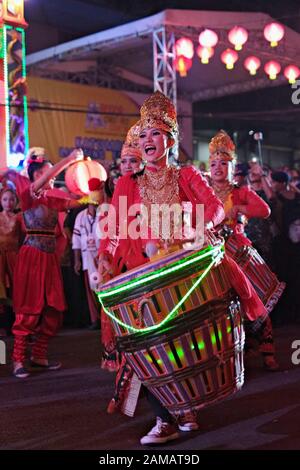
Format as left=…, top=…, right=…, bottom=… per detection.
left=0, top=325, right=300, bottom=450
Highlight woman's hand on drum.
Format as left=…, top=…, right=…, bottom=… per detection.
left=98, top=253, right=113, bottom=284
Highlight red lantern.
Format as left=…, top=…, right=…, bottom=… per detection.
left=264, top=22, right=285, bottom=47
left=284, top=65, right=300, bottom=84
left=175, top=37, right=194, bottom=59
left=199, top=29, right=218, bottom=48
left=228, top=26, right=248, bottom=51
left=175, top=55, right=192, bottom=77
left=264, top=60, right=281, bottom=80
left=65, top=158, right=107, bottom=196
left=244, top=56, right=261, bottom=75
left=221, top=48, right=238, bottom=69
left=196, top=45, right=214, bottom=64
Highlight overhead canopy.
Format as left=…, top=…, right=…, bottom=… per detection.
left=27, top=9, right=300, bottom=102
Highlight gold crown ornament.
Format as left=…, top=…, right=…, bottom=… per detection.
left=209, top=130, right=236, bottom=162
left=120, top=143, right=142, bottom=159
left=121, top=122, right=142, bottom=159
left=125, top=122, right=141, bottom=147
left=139, top=91, right=178, bottom=139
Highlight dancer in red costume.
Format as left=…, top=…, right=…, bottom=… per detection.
left=98, top=92, right=268, bottom=445
left=208, top=131, right=285, bottom=371
left=2, top=147, right=84, bottom=378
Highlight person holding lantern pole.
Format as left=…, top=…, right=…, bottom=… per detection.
left=208, top=130, right=285, bottom=371
left=1, top=147, right=84, bottom=378
left=97, top=92, right=268, bottom=445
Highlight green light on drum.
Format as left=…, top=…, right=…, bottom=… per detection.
left=99, top=252, right=223, bottom=333
left=98, top=245, right=223, bottom=299
left=227, top=326, right=231, bottom=333
left=167, top=351, right=176, bottom=364
left=175, top=347, right=185, bottom=359
left=211, top=331, right=222, bottom=345
left=198, top=341, right=205, bottom=350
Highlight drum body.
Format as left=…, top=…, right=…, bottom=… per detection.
left=226, top=237, right=285, bottom=313
left=99, top=243, right=245, bottom=417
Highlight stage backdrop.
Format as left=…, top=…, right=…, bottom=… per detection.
left=27, top=76, right=192, bottom=166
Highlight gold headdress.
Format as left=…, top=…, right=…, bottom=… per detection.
left=121, top=122, right=142, bottom=159
left=126, top=122, right=141, bottom=147
left=120, top=143, right=142, bottom=159
left=209, top=130, right=235, bottom=162
left=139, top=91, right=178, bottom=139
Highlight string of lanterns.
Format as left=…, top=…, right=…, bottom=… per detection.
left=174, top=22, right=300, bottom=84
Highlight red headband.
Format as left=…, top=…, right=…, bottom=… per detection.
left=27, top=155, right=46, bottom=165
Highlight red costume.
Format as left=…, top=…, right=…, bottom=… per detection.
left=11, top=173, right=72, bottom=363
left=209, top=131, right=285, bottom=363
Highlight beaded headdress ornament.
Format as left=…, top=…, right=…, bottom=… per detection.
left=209, top=130, right=236, bottom=162
left=139, top=91, right=178, bottom=140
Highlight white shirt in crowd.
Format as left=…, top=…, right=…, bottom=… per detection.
left=72, top=208, right=102, bottom=289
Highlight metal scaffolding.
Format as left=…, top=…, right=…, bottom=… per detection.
left=153, top=27, right=177, bottom=109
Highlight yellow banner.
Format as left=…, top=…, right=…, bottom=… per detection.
left=27, top=76, right=140, bottom=166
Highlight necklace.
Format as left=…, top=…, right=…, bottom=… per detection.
left=138, top=166, right=180, bottom=205
left=138, top=166, right=181, bottom=242
left=211, top=181, right=234, bottom=204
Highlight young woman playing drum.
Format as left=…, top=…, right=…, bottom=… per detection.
left=98, top=93, right=267, bottom=445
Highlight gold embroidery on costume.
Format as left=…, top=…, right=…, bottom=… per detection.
left=138, top=166, right=182, bottom=243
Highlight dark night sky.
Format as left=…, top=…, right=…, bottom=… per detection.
left=25, top=0, right=300, bottom=53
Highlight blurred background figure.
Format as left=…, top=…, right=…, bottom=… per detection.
left=233, top=162, right=249, bottom=187
left=0, top=188, right=22, bottom=337
left=246, top=161, right=273, bottom=264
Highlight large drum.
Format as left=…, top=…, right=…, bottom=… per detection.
left=226, top=237, right=285, bottom=313
left=98, top=241, right=245, bottom=417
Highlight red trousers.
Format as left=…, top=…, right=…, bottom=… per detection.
left=12, top=307, right=63, bottom=363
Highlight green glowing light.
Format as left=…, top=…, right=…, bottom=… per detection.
left=0, top=28, right=4, bottom=59
left=3, top=25, right=29, bottom=160
left=211, top=331, right=222, bottom=345
left=3, top=25, right=10, bottom=157
left=99, top=252, right=223, bottom=333
left=167, top=351, right=176, bottom=363
left=176, top=347, right=185, bottom=360
left=191, top=341, right=205, bottom=351
left=20, top=27, right=29, bottom=154
left=227, top=326, right=231, bottom=333
left=98, top=245, right=223, bottom=300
